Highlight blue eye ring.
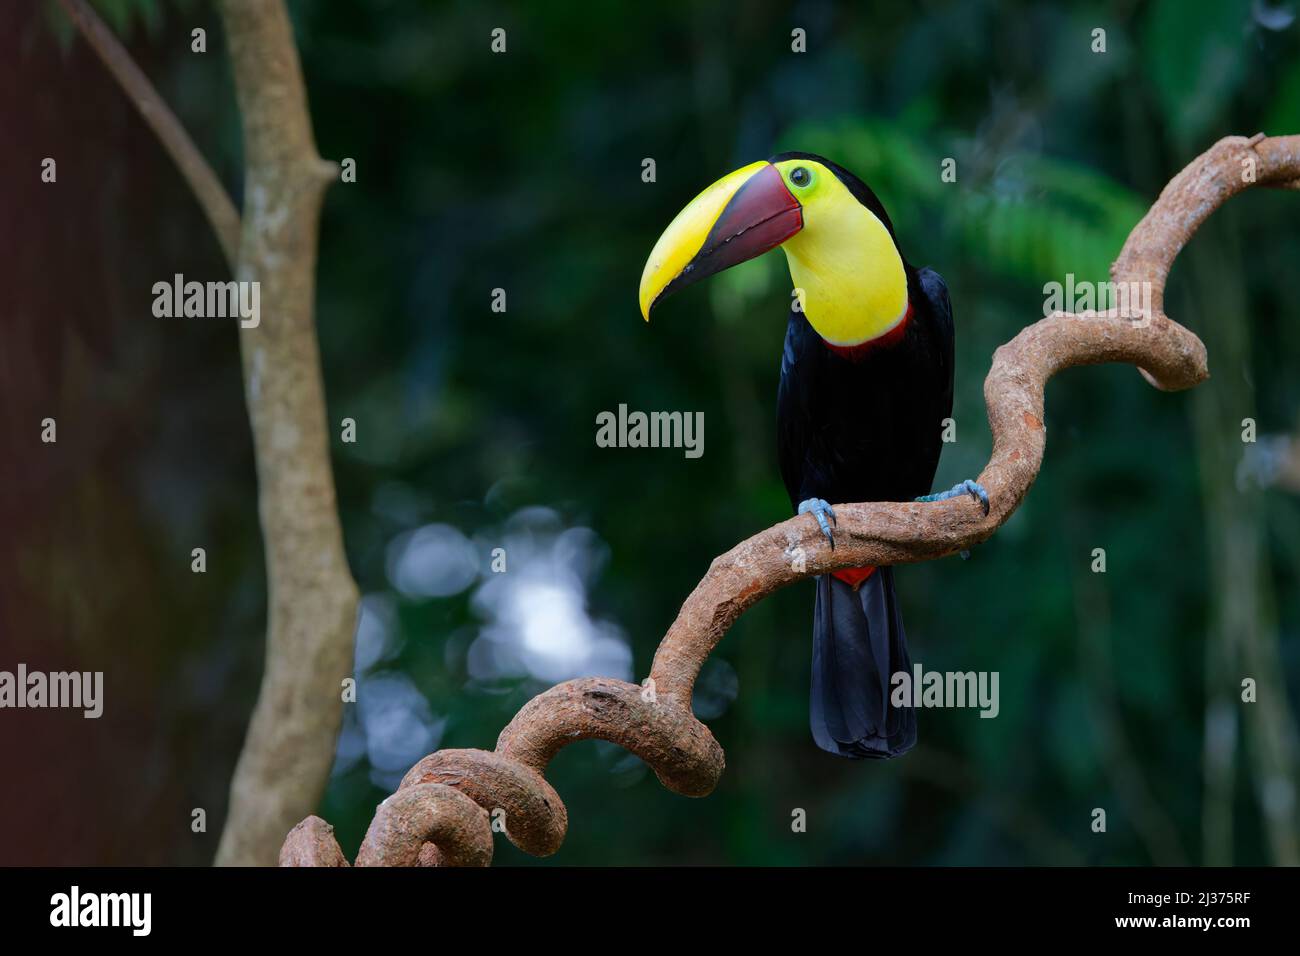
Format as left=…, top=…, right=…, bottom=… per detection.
left=789, top=166, right=812, bottom=188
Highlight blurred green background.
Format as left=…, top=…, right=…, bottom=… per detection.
left=2, top=0, right=1298, bottom=865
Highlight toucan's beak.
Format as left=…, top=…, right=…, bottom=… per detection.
left=639, top=161, right=803, bottom=321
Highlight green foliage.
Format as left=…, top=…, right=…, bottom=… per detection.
left=785, top=117, right=1147, bottom=285
left=1145, top=0, right=1253, bottom=148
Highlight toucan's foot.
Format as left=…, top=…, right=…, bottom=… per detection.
left=917, top=479, right=990, bottom=516
left=797, top=497, right=837, bottom=548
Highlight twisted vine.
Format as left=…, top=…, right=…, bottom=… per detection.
left=280, top=134, right=1300, bottom=867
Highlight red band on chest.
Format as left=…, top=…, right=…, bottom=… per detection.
left=831, top=566, right=877, bottom=589
left=822, top=302, right=912, bottom=361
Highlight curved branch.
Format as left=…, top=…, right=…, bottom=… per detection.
left=280, top=816, right=350, bottom=867
left=58, top=0, right=358, bottom=867
left=213, top=0, right=358, bottom=866
left=284, top=134, right=1300, bottom=866
left=55, top=0, right=242, bottom=268
left=355, top=784, right=493, bottom=867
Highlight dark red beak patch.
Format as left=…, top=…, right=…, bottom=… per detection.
left=659, top=164, right=803, bottom=302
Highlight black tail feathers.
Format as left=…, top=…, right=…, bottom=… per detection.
left=810, top=567, right=916, bottom=758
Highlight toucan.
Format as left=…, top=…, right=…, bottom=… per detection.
left=639, top=153, right=987, bottom=758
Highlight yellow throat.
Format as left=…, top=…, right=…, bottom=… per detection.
left=771, top=159, right=909, bottom=347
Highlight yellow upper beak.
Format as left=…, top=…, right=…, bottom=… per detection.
left=638, top=161, right=801, bottom=321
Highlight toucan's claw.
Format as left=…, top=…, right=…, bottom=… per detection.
left=798, top=497, right=837, bottom=548
left=917, top=479, right=990, bottom=516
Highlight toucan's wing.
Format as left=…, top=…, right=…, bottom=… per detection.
left=776, top=306, right=828, bottom=509
left=917, top=266, right=955, bottom=422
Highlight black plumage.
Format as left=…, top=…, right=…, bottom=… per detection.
left=773, top=156, right=954, bottom=758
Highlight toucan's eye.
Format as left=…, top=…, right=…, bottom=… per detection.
left=789, top=166, right=811, bottom=188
